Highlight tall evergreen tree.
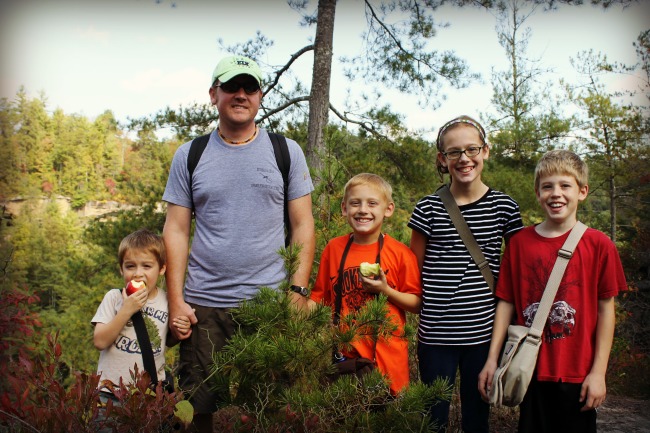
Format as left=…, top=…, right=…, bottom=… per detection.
left=483, top=0, right=571, bottom=167
left=566, top=49, right=647, bottom=242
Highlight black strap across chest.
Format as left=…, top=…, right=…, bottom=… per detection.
left=186, top=131, right=292, bottom=246
left=333, top=234, right=384, bottom=325
left=131, top=310, right=159, bottom=387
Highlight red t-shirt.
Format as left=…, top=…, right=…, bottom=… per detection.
left=310, top=234, right=422, bottom=393
left=496, top=226, right=627, bottom=383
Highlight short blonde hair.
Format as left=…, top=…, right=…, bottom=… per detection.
left=343, top=173, right=393, bottom=203
left=118, top=229, right=166, bottom=268
left=534, top=150, right=589, bottom=191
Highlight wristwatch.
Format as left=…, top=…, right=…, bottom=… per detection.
left=289, top=284, right=309, bottom=297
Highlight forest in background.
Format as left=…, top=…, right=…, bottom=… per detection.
left=1, top=0, right=649, bottom=430
left=1, top=73, right=648, bottom=394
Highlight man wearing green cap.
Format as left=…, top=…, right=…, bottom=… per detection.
left=162, top=55, right=315, bottom=432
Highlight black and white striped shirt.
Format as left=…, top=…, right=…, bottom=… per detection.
left=408, top=188, right=523, bottom=346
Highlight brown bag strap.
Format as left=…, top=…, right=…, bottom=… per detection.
left=528, top=222, right=588, bottom=338
left=437, top=184, right=494, bottom=292
left=333, top=233, right=383, bottom=361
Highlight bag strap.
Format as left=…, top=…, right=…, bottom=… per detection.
left=333, top=234, right=383, bottom=361
left=269, top=132, right=291, bottom=247
left=187, top=133, right=211, bottom=215
left=437, top=184, right=495, bottom=292
left=131, top=310, right=159, bottom=388
left=333, top=234, right=384, bottom=325
left=528, top=222, right=588, bottom=337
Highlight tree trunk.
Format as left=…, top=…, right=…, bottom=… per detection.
left=610, top=173, right=616, bottom=243
left=306, top=0, right=336, bottom=185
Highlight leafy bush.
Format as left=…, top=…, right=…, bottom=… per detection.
left=0, top=332, right=192, bottom=432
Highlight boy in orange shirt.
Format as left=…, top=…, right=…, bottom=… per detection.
left=306, top=173, right=422, bottom=394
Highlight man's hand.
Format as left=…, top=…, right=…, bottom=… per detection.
left=169, top=300, right=197, bottom=340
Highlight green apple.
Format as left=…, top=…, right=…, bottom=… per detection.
left=359, top=262, right=380, bottom=278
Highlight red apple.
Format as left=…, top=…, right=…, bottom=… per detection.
left=126, top=280, right=146, bottom=296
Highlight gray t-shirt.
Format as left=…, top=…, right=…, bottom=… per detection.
left=162, top=128, right=314, bottom=307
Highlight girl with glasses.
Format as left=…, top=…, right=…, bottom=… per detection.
left=408, top=115, right=524, bottom=432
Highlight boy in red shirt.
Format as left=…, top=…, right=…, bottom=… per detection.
left=306, top=173, right=422, bottom=394
left=478, top=150, right=627, bottom=432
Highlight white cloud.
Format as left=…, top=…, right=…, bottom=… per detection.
left=75, top=25, right=109, bottom=45
left=120, top=68, right=204, bottom=93
left=114, top=68, right=209, bottom=119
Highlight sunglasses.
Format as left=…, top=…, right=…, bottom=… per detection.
left=215, top=81, right=261, bottom=95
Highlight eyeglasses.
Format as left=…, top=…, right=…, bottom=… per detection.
left=441, top=145, right=485, bottom=160
left=215, top=81, right=260, bottom=95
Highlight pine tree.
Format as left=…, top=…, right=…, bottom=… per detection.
left=206, top=246, right=450, bottom=433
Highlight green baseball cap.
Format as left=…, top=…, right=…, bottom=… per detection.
left=211, top=55, right=263, bottom=86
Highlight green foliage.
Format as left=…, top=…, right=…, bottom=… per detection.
left=305, top=117, right=438, bottom=259
left=85, top=203, right=167, bottom=259
left=208, top=287, right=449, bottom=433
left=200, top=247, right=448, bottom=432
left=341, top=1, right=479, bottom=109
left=128, top=103, right=215, bottom=142
left=1, top=89, right=172, bottom=375
left=117, top=128, right=174, bottom=205
left=609, top=293, right=650, bottom=398
left=7, top=201, right=84, bottom=310
left=1, top=90, right=174, bottom=206
left=2, top=201, right=107, bottom=374
left=0, top=97, right=21, bottom=198
left=484, top=0, right=572, bottom=166
left=1, top=15, right=648, bottom=423
left=209, top=286, right=332, bottom=405
left=483, top=160, right=540, bottom=226
left=566, top=48, right=649, bottom=241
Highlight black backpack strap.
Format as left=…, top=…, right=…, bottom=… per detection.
left=131, top=311, right=159, bottom=388
left=187, top=131, right=291, bottom=234
left=187, top=133, right=211, bottom=214
left=269, top=132, right=292, bottom=247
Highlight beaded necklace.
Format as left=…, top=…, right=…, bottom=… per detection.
left=218, top=126, right=258, bottom=145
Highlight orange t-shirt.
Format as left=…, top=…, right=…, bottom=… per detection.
left=310, top=234, right=421, bottom=393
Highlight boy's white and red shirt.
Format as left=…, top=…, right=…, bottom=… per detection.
left=92, top=288, right=170, bottom=390
left=496, top=226, right=627, bottom=383
left=310, top=233, right=422, bottom=394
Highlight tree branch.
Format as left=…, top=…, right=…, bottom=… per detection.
left=264, top=45, right=315, bottom=96
left=258, top=96, right=311, bottom=124
left=329, top=104, right=395, bottom=144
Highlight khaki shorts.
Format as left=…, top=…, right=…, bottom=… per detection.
left=178, top=303, right=235, bottom=414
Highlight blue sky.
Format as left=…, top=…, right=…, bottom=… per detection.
left=1, top=0, right=648, bottom=140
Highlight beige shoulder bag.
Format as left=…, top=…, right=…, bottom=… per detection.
left=489, top=222, right=588, bottom=407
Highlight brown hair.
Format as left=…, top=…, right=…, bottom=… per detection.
left=118, top=229, right=166, bottom=268
left=534, top=149, right=589, bottom=191
left=343, top=173, right=393, bottom=203
left=435, top=115, right=487, bottom=179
